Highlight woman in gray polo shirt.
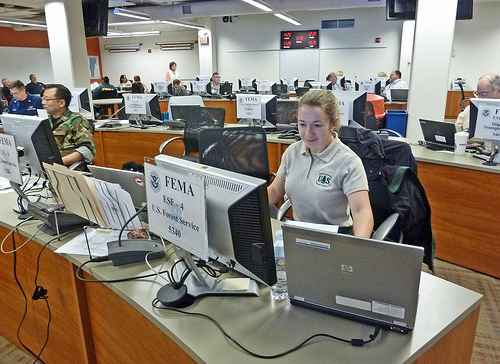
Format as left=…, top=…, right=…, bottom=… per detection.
left=268, top=90, right=374, bottom=238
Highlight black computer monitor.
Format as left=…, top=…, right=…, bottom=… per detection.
left=332, top=90, right=367, bottom=126
left=219, top=82, right=233, bottom=95
left=149, top=154, right=276, bottom=306
left=280, top=77, right=299, bottom=90
left=70, top=88, right=93, bottom=119
left=305, top=80, right=332, bottom=90
left=1, top=114, right=63, bottom=177
left=469, top=98, right=500, bottom=163
left=238, top=78, right=255, bottom=92
left=272, top=83, right=288, bottom=97
left=355, top=80, right=381, bottom=95
left=120, top=93, right=162, bottom=126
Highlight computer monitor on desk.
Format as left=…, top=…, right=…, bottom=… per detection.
left=70, top=88, right=93, bottom=119
left=236, top=94, right=277, bottom=129
left=305, top=81, right=332, bottom=90
left=146, top=155, right=276, bottom=306
left=355, top=80, right=381, bottom=95
left=469, top=98, right=500, bottom=164
left=120, top=93, right=162, bottom=127
left=333, top=90, right=367, bottom=126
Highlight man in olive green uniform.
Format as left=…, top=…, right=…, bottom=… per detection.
left=40, top=84, right=95, bottom=166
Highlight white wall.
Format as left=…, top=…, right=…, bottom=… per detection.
left=214, top=7, right=404, bottom=86
left=449, top=2, right=500, bottom=90
left=99, top=29, right=200, bottom=87
left=0, top=46, right=54, bottom=84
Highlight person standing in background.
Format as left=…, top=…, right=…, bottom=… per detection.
left=8, top=80, right=43, bottom=116
left=166, top=61, right=179, bottom=82
left=25, top=74, right=45, bottom=94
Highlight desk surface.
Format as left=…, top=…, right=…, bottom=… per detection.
left=0, top=191, right=482, bottom=364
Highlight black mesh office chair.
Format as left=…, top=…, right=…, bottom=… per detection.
left=95, top=88, right=118, bottom=118
left=198, top=127, right=272, bottom=183
left=159, top=106, right=225, bottom=162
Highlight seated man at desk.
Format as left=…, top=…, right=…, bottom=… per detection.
left=25, top=73, right=46, bottom=95
left=170, top=79, right=189, bottom=96
left=206, top=72, right=221, bottom=95
left=92, top=76, right=118, bottom=99
left=456, top=73, right=500, bottom=132
left=41, top=84, right=96, bottom=166
left=7, top=80, right=43, bottom=116
left=381, top=70, right=408, bottom=100
left=327, top=72, right=343, bottom=91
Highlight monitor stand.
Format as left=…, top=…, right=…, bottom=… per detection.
left=129, top=114, right=150, bottom=129
left=156, top=249, right=259, bottom=308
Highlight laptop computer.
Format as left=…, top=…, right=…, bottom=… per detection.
left=419, top=119, right=456, bottom=151
left=389, top=89, right=409, bottom=102
left=282, top=223, right=423, bottom=333
left=87, top=165, right=146, bottom=209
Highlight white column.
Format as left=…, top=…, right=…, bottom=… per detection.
left=44, top=0, right=89, bottom=88
left=405, top=0, right=458, bottom=142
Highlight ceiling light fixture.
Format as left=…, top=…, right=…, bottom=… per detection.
left=159, top=19, right=205, bottom=30
left=274, top=12, right=301, bottom=26
left=104, top=43, right=143, bottom=53
left=240, top=0, right=273, bottom=12
left=0, top=17, right=47, bottom=28
left=113, top=7, right=152, bottom=20
left=103, top=30, right=160, bottom=38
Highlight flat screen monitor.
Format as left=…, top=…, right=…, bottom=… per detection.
left=255, top=80, right=272, bottom=93
left=196, top=75, right=212, bottom=84
left=219, top=82, right=233, bottom=95
left=272, top=83, right=288, bottom=97
left=469, top=99, right=500, bottom=153
left=153, top=154, right=276, bottom=283
left=151, top=81, right=170, bottom=96
left=1, top=114, right=63, bottom=177
left=372, top=76, right=388, bottom=89
left=280, top=77, right=298, bottom=91
left=236, top=94, right=277, bottom=128
left=238, top=78, right=255, bottom=91
left=332, top=90, right=367, bottom=126
left=355, top=80, right=381, bottom=95
left=305, top=81, right=332, bottom=90
left=166, top=95, right=204, bottom=120
left=82, top=0, right=109, bottom=37
left=190, top=81, right=209, bottom=94
left=120, top=93, right=162, bottom=126
left=70, top=88, right=93, bottom=119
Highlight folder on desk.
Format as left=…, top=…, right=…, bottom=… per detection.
left=282, top=222, right=423, bottom=333
left=43, top=163, right=141, bottom=229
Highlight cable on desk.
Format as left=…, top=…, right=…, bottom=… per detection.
left=151, top=300, right=382, bottom=358
left=0, top=215, right=36, bottom=254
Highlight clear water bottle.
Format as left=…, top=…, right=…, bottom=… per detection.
left=270, top=230, right=288, bottom=300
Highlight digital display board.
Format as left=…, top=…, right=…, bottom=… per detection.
left=280, top=30, right=319, bottom=49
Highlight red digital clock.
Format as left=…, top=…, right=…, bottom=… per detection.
left=280, top=30, right=319, bottom=50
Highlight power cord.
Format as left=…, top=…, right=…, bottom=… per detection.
left=151, top=300, right=382, bottom=358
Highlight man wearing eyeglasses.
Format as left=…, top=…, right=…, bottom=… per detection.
left=41, top=84, right=95, bottom=166
left=456, top=73, right=500, bottom=132
left=7, top=80, right=43, bottom=116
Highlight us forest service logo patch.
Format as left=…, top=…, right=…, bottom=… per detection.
left=316, top=173, right=332, bottom=187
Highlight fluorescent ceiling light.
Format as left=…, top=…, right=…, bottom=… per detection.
left=108, top=20, right=156, bottom=27
left=104, top=43, right=142, bottom=50
left=159, top=19, right=205, bottom=30
left=104, top=30, right=160, bottom=38
left=241, top=0, right=272, bottom=12
left=274, top=12, right=301, bottom=26
left=0, top=17, right=47, bottom=28
left=113, top=7, right=152, bottom=20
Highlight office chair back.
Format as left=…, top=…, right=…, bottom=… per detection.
left=162, top=105, right=224, bottom=160
left=199, top=127, right=270, bottom=182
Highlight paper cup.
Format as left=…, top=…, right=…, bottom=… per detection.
left=454, top=131, right=469, bottom=155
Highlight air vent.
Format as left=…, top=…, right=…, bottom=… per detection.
left=322, top=19, right=355, bottom=29
left=182, top=5, right=192, bottom=15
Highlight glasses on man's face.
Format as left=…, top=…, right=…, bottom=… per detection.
left=42, top=97, right=60, bottom=102
left=473, top=90, right=497, bottom=98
